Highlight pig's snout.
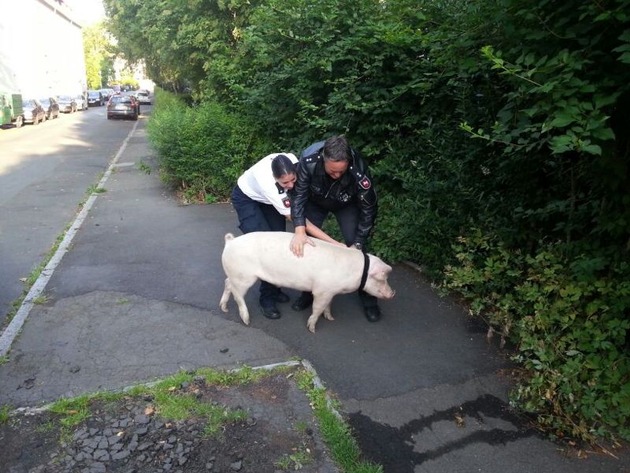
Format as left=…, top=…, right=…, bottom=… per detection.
left=381, top=286, right=395, bottom=299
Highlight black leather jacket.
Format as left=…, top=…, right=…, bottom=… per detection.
left=291, top=141, right=378, bottom=246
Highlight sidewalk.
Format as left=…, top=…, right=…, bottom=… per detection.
left=0, top=117, right=627, bottom=472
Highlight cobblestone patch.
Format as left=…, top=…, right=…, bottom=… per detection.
left=0, top=371, right=339, bottom=473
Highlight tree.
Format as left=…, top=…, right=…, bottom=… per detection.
left=83, top=22, right=115, bottom=89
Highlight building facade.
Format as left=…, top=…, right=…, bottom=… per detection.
left=0, top=0, right=87, bottom=98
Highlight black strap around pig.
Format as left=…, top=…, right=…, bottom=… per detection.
left=359, top=253, right=369, bottom=291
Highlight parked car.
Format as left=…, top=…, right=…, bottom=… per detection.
left=21, top=98, right=46, bottom=124
left=99, top=88, right=115, bottom=101
left=40, top=96, right=60, bottom=120
left=87, top=90, right=103, bottom=106
left=75, top=93, right=88, bottom=111
left=135, top=90, right=151, bottom=105
left=1, top=92, right=25, bottom=128
left=58, top=95, right=78, bottom=113
left=106, top=94, right=139, bottom=120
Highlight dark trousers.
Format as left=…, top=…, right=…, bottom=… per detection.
left=231, top=185, right=286, bottom=305
left=303, top=201, right=378, bottom=309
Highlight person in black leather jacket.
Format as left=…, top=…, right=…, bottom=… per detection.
left=289, top=135, right=382, bottom=322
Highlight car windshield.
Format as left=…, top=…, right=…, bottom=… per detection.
left=110, top=96, right=131, bottom=104
left=88, top=92, right=99, bottom=97
left=22, top=100, right=35, bottom=107
left=59, top=95, right=72, bottom=101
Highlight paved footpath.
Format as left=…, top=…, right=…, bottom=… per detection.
left=0, top=117, right=627, bottom=473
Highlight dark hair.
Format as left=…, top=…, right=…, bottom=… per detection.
left=322, top=135, right=351, bottom=162
left=271, top=154, right=296, bottom=178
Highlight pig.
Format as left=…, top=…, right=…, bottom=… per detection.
left=219, top=231, right=395, bottom=332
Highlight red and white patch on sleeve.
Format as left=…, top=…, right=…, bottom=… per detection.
left=282, top=197, right=291, bottom=208
left=359, top=176, right=371, bottom=190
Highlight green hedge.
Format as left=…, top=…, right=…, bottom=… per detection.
left=147, top=90, right=273, bottom=202
left=444, top=231, right=630, bottom=441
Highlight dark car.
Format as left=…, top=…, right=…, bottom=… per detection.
left=40, top=96, right=60, bottom=120
left=106, top=94, right=139, bottom=120
left=99, top=88, right=114, bottom=101
left=21, top=98, right=47, bottom=124
left=58, top=95, right=78, bottom=113
left=87, top=90, right=103, bottom=106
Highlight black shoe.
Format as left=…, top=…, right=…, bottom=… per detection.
left=260, top=304, right=281, bottom=319
left=364, top=306, right=381, bottom=323
left=291, top=293, right=313, bottom=311
left=275, top=290, right=290, bottom=304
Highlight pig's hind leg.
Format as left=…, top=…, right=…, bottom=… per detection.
left=222, top=275, right=258, bottom=326
left=219, top=278, right=232, bottom=312
left=306, top=294, right=334, bottom=333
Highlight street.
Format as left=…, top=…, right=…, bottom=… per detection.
left=0, top=105, right=137, bottom=324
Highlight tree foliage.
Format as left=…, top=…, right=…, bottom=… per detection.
left=82, top=22, right=115, bottom=89
left=105, top=0, right=630, bottom=443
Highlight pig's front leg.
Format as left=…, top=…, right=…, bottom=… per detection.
left=307, top=294, right=334, bottom=333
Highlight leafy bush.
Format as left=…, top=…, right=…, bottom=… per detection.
left=444, top=231, right=630, bottom=441
left=147, top=89, right=273, bottom=201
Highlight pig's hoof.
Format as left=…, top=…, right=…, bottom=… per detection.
left=220, top=303, right=228, bottom=313
left=307, top=316, right=318, bottom=333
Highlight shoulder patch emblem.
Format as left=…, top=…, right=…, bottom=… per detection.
left=282, top=196, right=291, bottom=208
left=359, top=176, right=371, bottom=190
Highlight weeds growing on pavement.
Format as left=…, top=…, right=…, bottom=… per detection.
left=295, top=369, right=383, bottom=473
left=136, top=160, right=151, bottom=174
left=1, top=230, right=66, bottom=332
left=275, top=444, right=313, bottom=470
left=32, top=294, right=49, bottom=305
left=50, top=396, right=92, bottom=428
left=86, top=184, right=106, bottom=194
left=0, top=405, right=11, bottom=425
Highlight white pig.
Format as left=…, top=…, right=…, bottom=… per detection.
left=219, top=231, right=395, bottom=332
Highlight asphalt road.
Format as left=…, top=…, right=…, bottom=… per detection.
left=0, top=104, right=132, bottom=324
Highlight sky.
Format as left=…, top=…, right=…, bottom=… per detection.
left=66, top=0, right=106, bottom=26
